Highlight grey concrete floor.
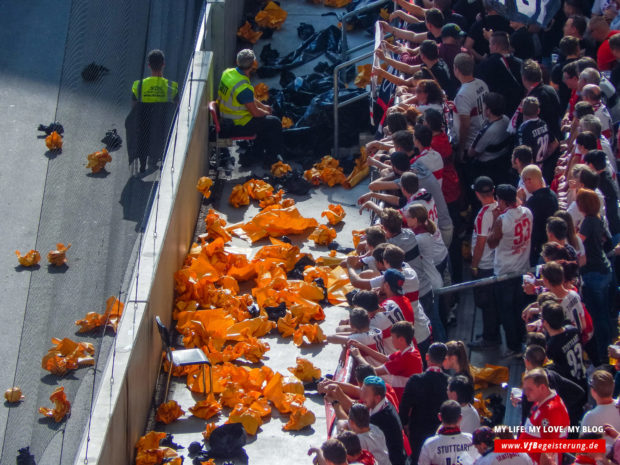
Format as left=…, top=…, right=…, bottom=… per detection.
left=0, top=1, right=201, bottom=463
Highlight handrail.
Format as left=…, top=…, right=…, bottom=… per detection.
left=333, top=50, right=374, bottom=158
left=434, top=271, right=530, bottom=295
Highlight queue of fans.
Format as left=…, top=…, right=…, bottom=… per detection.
left=308, top=1, right=620, bottom=465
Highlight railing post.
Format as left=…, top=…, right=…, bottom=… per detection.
left=333, top=67, right=340, bottom=158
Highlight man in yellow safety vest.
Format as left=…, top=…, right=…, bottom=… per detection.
left=131, top=49, right=178, bottom=172
left=218, top=49, right=282, bottom=166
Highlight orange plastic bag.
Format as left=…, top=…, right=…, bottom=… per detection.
left=228, top=205, right=318, bottom=242
left=288, top=357, right=321, bottom=382
left=271, top=161, right=292, bottom=177
left=237, top=21, right=263, bottom=43
left=283, top=405, right=316, bottom=431
left=41, top=337, right=95, bottom=376
left=229, top=184, right=250, bottom=208
left=45, top=131, right=63, bottom=150
left=281, top=117, right=293, bottom=129
left=309, top=224, right=337, bottom=246
left=326, top=265, right=354, bottom=305
left=75, top=296, right=125, bottom=333
left=156, top=400, right=185, bottom=424
left=228, top=403, right=263, bottom=435
left=471, top=364, right=510, bottom=390
left=135, top=431, right=180, bottom=465
left=47, top=243, right=71, bottom=266
left=321, top=204, right=346, bottom=225
left=244, top=179, right=274, bottom=200
left=202, top=423, right=217, bottom=441
left=277, top=312, right=299, bottom=337
left=293, top=323, right=326, bottom=346
left=351, top=229, right=365, bottom=248
left=254, top=83, right=269, bottom=102
left=86, top=148, right=112, bottom=173
left=255, top=1, right=288, bottom=29
left=15, top=249, right=40, bottom=267
left=354, top=64, right=372, bottom=88
left=39, top=386, right=71, bottom=422
left=344, top=147, right=370, bottom=188
left=189, top=395, right=222, bottom=420
left=324, top=0, right=352, bottom=6
left=204, top=209, right=232, bottom=243
left=196, top=176, right=213, bottom=199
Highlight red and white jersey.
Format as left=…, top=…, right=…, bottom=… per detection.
left=348, top=328, right=386, bottom=354
left=402, top=189, right=438, bottom=225
left=472, top=202, right=498, bottom=270
left=411, top=148, right=444, bottom=186
left=519, top=391, right=570, bottom=464
left=560, top=290, right=585, bottom=335
left=370, top=300, right=407, bottom=354
left=381, top=345, right=423, bottom=400
left=419, top=431, right=478, bottom=465
left=474, top=451, right=533, bottom=465
left=370, top=263, right=420, bottom=304
left=593, top=103, right=613, bottom=140
left=494, top=206, right=533, bottom=275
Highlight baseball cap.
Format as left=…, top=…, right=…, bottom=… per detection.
left=472, top=176, right=494, bottom=194
left=441, top=23, right=466, bottom=39
left=383, top=268, right=405, bottom=295
left=495, top=184, right=517, bottom=203
left=472, top=426, right=496, bottom=446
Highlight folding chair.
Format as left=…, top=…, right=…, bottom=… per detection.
left=208, top=101, right=256, bottom=169
left=155, top=316, right=212, bottom=402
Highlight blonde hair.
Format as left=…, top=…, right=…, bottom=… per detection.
left=407, top=204, right=437, bottom=234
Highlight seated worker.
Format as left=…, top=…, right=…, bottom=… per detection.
left=217, top=49, right=282, bottom=165
left=131, top=49, right=179, bottom=172
left=349, top=321, right=423, bottom=401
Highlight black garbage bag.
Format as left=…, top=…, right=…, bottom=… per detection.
left=298, top=22, right=315, bottom=41
left=280, top=69, right=296, bottom=88
left=101, top=128, right=123, bottom=150
left=257, top=25, right=342, bottom=75
left=285, top=72, right=339, bottom=95
left=161, top=433, right=183, bottom=450
left=267, top=89, right=308, bottom=122
left=265, top=302, right=287, bottom=321
left=260, top=44, right=280, bottom=65
left=37, top=122, right=64, bottom=135
left=16, top=447, right=37, bottom=465
left=345, top=0, right=393, bottom=30
left=208, top=423, right=247, bottom=458
left=272, top=170, right=313, bottom=195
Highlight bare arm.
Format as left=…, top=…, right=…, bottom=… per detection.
left=395, top=0, right=427, bottom=18
left=244, top=101, right=269, bottom=117
left=372, top=67, right=412, bottom=88
left=346, top=264, right=373, bottom=290
left=350, top=341, right=390, bottom=364
left=376, top=49, right=422, bottom=75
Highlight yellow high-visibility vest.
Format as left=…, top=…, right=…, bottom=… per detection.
left=132, top=76, right=178, bottom=103
left=218, top=68, right=253, bottom=126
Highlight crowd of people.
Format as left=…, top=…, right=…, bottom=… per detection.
left=307, top=0, right=620, bottom=464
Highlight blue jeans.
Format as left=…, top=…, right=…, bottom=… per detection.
left=582, top=271, right=613, bottom=361
left=421, top=291, right=446, bottom=342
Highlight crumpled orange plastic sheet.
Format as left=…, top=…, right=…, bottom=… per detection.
left=244, top=179, right=274, bottom=200
left=196, top=176, right=213, bottom=199
left=254, top=83, right=269, bottom=102
left=86, top=148, right=112, bottom=173
left=237, top=21, right=263, bottom=43
left=45, top=131, right=63, bottom=151
left=228, top=204, right=318, bottom=242
left=355, top=64, right=372, bottom=88
left=39, top=386, right=71, bottom=422
left=204, top=208, right=232, bottom=243
left=324, top=0, right=352, bottom=6
left=321, top=204, right=346, bottom=225
left=47, top=243, right=71, bottom=266
left=281, top=116, right=293, bottom=129
left=42, top=337, right=95, bottom=376
left=304, top=156, right=347, bottom=187
left=474, top=393, right=493, bottom=419
left=156, top=400, right=185, bottom=424
left=344, top=147, right=370, bottom=188
left=228, top=403, right=263, bottom=435
left=309, top=224, right=337, bottom=245
left=229, top=184, right=250, bottom=208
left=190, top=395, right=222, bottom=420
left=255, top=1, right=288, bottom=29
left=15, top=249, right=40, bottom=267
left=202, top=423, right=217, bottom=441
left=135, top=431, right=182, bottom=465
left=471, top=364, right=510, bottom=390
left=351, top=229, right=365, bottom=248
left=205, top=336, right=270, bottom=364
left=75, top=296, right=125, bottom=333
left=325, top=265, right=354, bottom=305
left=277, top=312, right=299, bottom=337
left=293, top=323, right=326, bottom=346
left=259, top=189, right=285, bottom=209
left=4, top=387, right=24, bottom=403
left=288, top=357, right=321, bottom=382
left=283, top=405, right=316, bottom=431
left=271, top=161, right=292, bottom=177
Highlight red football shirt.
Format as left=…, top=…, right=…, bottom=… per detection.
left=382, top=345, right=423, bottom=401
left=597, top=30, right=620, bottom=71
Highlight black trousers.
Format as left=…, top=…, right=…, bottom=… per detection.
left=224, top=115, right=283, bottom=160
left=473, top=268, right=500, bottom=342
left=493, top=276, right=525, bottom=352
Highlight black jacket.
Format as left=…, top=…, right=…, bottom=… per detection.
left=371, top=401, right=406, bottom=465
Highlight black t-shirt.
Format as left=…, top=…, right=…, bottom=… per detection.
left=546, top=325, right=587, bottom=388
left=611, top=62, right=620, bottom=92
left=517, top=117, right=553, bottom=164
left=475, top=53, right=524, bottom=114
left=400, top=370, right=449, bottom=435
left=371, top=402, right=406, bottom=465
left=526, top=187, right=558, bottom=265
left=444, top=11, right=469, bottom=31
left=599, top=170, right=620, bottom=235
left=528, top=84, right=562, bottom=140
left=453, top=0, right=483, bottom=30
left=551, top=57, right=577, bottom=113
left=511, top=27, right=537, bottom=60
left=422, top=59, right=458, bottom=100
left=467, top=14, right=512, bottom=57
left=579, top=215, right=612, bottom=274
